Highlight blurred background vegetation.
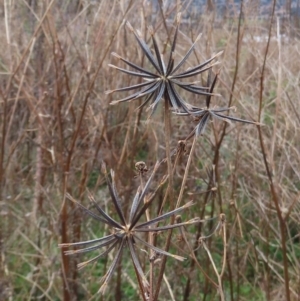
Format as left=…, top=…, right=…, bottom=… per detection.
left=0, top=0, right=299, bottom=300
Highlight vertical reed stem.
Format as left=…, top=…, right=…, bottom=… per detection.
left=176, top=136, right=197, bottom=209
left=153, top=97, right=174, bottom=301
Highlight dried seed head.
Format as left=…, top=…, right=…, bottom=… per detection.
left=220, top=213, right=226, bottom=223
left=177, top=235, right=184, bottom=243
left=149, top=252, right=160, bottom=262
left=198, top=237, right=204, bottom=247
left=177, top=140, right=187, bottom=155
left=175, top=215, right=182, bottom=223
left=109, top=17, right=222, bottom=116
left=135, top=161, right=148, bottom=174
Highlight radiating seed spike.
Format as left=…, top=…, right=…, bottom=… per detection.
left=111, top=52, right=121, bottom=59
left=176, top=12, right=182, bottom=24
left=64, top=250, right=76, bottom=255
left=58, top=243, right=71, bottom=248
left=108, top=63, right=117, bottom=69
left=126, top=21, right=134, bottom=32
left=195, top=32, right=202, bottom=42
left=136, top=29, right=142, bottom=37
left=77, top=261, right=88, bottom=270
left=173, top=254, right=186, bottom=261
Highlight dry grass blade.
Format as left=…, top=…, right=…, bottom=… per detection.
left=3, top=2, right=298, bottom=300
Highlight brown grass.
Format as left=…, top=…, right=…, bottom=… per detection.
left=0, top=1, right=299, bottom=301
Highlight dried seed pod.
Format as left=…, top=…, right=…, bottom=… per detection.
left=176, top=140, right=187, bottom=155
left=135, top=161, right=148, bottom=176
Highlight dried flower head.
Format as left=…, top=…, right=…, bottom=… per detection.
left=106, top=14, right=222, bottom=115
left=176, top=70, right=258, bottom=137
left=59, top=162, right=202, bottom=295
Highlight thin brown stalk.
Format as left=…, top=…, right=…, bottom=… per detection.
left=153, top=96, right=174, bottom=301
left=59, top=3, right=134, bottom=300
left=256, top=1, right=291, bottom=300
left=0, top=87, right=7, bottom=195
left=203, top=4, right=244, bottom=299
left=117, top=104, right=134, bottom=169
left=176, top=136, right=197, bottom=209
left=270, top=16, right=282, bottom=168
left=5, top=38, right=36, bottom=157
left=32, top=95, right=46, bottom=224
left=158, top=140, right=186, bottom=216
left=4, top=0, right=56, bottom=97
left=177, top=217, right=218, bottom=288
left=202, top=240, right=225, bottom=301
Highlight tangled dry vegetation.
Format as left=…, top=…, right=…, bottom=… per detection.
left=0, top=1, right=299, bottom=301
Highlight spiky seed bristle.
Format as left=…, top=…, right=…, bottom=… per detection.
left=136, top=29, right=142, bottom=37
left=104, top=90, right=113, bottom=94
left=64, top=250, right=76, bottom=255
left=77, top=262, right=86, bottom=269
left=108, top=64, right=117, bottom=69
left=58, top=243, right=70, bottom=248
left=126, top=21, right=133, bottom=32
left=111, top=52, right=121, bottom=59
left=110, top=101, right=119, bottom=105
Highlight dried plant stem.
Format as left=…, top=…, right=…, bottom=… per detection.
left=133, top=264, right=148, bottom=301
left=202, top=241, right=225, bottom=301
left=164, top=97, right=174, bottom=209
left=158, top=142, right=185, bottom=216
left=0, top=87, right=7, bottom=195
left=58, top=3, right=135, bottom=299
left=194, top=5, right=244, bottom=299
left=118, top=104, right=134, bottom=169
left=257, top=1, right=291, bottom=300
left=139, top=171, right=154, bottom=300
left=177, top=221, right=218, bottom=288
left=212, top=0, right=244, bottom=168
left=32, top=108, right=45, bottom=224
left=5, top=37, right=36, bottom=158
left=220, top=216, right=227, bottom=278
left=153, top=97, right=174, bottom=301
left=151, top=147, right=183, bottom=299
left=176, top=136, right=197, bottom=209
left=3, top=0, right=55, bottom=112
left=270, top=16, right=282, bottom=166
left=163, top=273, right=176, bottom=301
